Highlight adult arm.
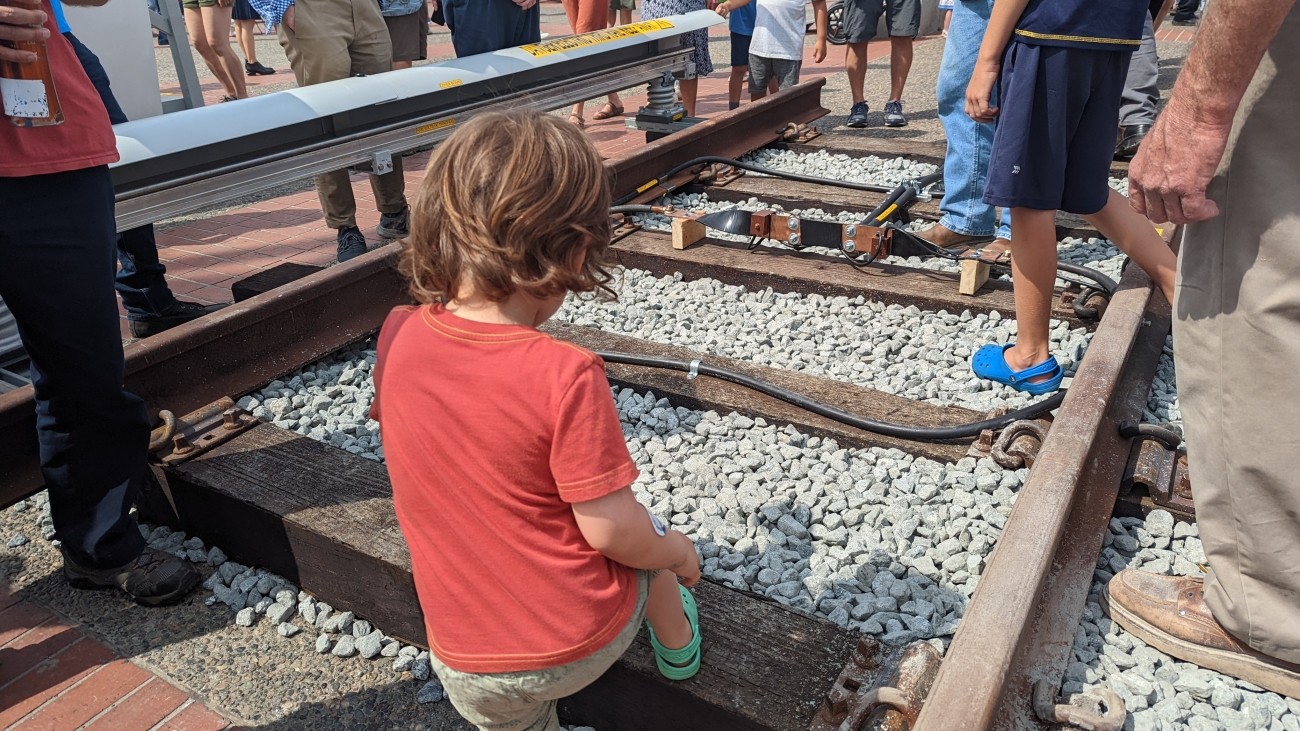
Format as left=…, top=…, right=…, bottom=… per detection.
left=1129, top=0, right=1296, bottom=224
left=0, top=0, right=49, bottom=63
left=572, top=487, right=702, bottom=586
left=711, top=0, right=752, bottom=17
left=965, top=0, right=1031, bottom=121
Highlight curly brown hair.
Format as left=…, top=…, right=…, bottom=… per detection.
left=401, top=110, right=615, bottom=305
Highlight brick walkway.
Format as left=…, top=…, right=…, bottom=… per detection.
left=134, top=27, right=900, bottom=339
left=0, top=585, right=235, bottom=731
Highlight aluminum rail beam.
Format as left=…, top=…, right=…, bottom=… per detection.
left=111, top=11, right=722, bottom=231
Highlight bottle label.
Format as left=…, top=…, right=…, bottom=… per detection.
left=0, top=78, right=51, bottom=119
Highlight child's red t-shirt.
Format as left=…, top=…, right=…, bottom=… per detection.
left=372, top=304, right=640, bottom=673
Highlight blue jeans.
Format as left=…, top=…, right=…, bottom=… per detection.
left=935, top=0, right=1011, bottom=239
left=67, top=32, right=179, bottom=320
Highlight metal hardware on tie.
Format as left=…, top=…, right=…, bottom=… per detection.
left=687, top=359, right=701, bottom=380
left=1032, top=681, right=1126, bottom=731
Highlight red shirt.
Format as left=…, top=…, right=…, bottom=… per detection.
left=0, top=0, right=118, bottom=178
left=373, top=305, right=640, bottom=673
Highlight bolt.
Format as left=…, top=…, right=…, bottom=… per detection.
left=222, top=409, right=242, bottom=430
left=172, top=434, right=193, bottom=455
left=790, top=233, right=801, bottom=247
left=845, top=225, right=857, bottom=237
left=853, top=636, right=881, bottom=669
left=844, top=240, right=858, bottom=254
left=788, top=218, right=800, bottom=231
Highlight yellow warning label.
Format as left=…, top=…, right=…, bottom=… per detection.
left=439, top=79, right=463, bottom=89
left=416, top=118, right=457, bottom=135
left=519, top=19, right=675, bottom=57
left=635, top=178, right=660, bottom=194
left=874, top=203, right=899, bottom=222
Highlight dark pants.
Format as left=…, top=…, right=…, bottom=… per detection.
left=66, top=32, right=178, bottom=321
left=0, top=167, right=149, bottom=569
left=1172, top=0, right=1198, bottom=21
left=442, top=0, right=540, bottom=57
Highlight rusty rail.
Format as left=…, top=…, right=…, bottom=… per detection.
left=0, top=82, right=830, bottom=509
left=914, top=254, right=1173, bottom=730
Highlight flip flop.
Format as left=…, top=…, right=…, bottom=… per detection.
left=592, top=102, right=624, bottom=120
left=567, top=114, right=585, bottom=129
left=971, top=343, right=1063, bottom=395
left=646, top=584, right=701, bottom=681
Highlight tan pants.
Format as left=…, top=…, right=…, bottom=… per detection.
left=430, top=571, right=649, bottom=731
left=278, top=0, right=407, bottom=229
left=1173, top=3, right=1300, bottom=665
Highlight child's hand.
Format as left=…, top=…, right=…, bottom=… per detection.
left=813, top=39, right=827, bottom=63
left=668, top=531, right=702, bottom=587
left=712, top=0, right=731, bottom=17
left=965, top=63, right=1000, bottom=122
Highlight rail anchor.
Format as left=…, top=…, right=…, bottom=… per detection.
left=1119, top=434, right=1194, bottom=522
left=1031, top=680, right=1126, bottom=731
left=147, top=397, right=259, bottom=465
left=991, top=419, right=1051, bottom=470
left=811, top=638, right=941, bottom=731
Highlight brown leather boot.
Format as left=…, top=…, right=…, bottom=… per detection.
left=1102, top=570, right=1300, bottom=699
left=921, top=223, right=991, bottom=249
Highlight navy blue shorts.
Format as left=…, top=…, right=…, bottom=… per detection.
left=730, top=32, right=752, bottom=68
left=983, top=42, right=1130, bottom=215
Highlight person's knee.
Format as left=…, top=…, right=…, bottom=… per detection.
left=191, top=36, right=214, bottom=54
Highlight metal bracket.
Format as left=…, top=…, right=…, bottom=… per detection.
left=779, top=121, right=822, bottom=143
left=1032, top=681, right=1126, bottom=731
left=811, top=638, right=941, bottom=731
left=695, top=162, right=745, bottom=187
left=1119, top=437, right=1194, bottom=521
left=990, top=419, right=1052, bottom=470
left=148, top=397, right=260, bottom=465
left=371, top=151, right=395, bottom=175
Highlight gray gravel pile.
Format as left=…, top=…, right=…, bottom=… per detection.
left=1074, top=511, right=1299, bottom=731
left=1145, top=335, right=1181, bottom=428
left=239, top=340, right=1033, bottom=652
left=558, top=267, right=1090, bottom=412
left=741, top=148, right=938, bottom=189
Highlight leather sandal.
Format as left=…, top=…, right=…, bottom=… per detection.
left=568, top=113, right=585, bottom=129
left=592, top=102, right=624, bottom=120
left=971, top=343, right=1063, bottom=395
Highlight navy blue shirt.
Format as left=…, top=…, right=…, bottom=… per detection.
left=1014, top=0, right=1146, bottom=52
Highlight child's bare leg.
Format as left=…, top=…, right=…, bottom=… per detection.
left=620, top=8, right=632, bottom=24
left=728, top=65, right=746, bottom=108
left=1082, top=189, right=1177, bottom=305
left=1006, top=207, right=1059, bottom=380
left=645, top=570, right=692, bottom=651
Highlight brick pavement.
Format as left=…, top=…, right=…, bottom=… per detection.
left=0, top=583, right=236, bottom=731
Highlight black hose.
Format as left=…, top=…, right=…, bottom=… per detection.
left=615, top=155, right=905, bottom=205
left=597, top=350, right=1066, bottom=441
left=1056, top=261, right=1119, bottom=295
left=610, top=205, right=659, bottom=215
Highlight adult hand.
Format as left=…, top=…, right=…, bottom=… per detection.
left=965, top=61, right=999, bottom=122
left=813, top=38, right=827, bottom=63
left=282, top=4, right=295, bottom=31
left=512, top=0, right=536, bottom=9
left=0, top=0, right=49, bottom=64
left=1128, top=102, right=1229, bottom=224
left=669, top=531, right=701, bottom=587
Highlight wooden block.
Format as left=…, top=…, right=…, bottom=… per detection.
left=139, top=424, right=861, bottom=731
left=959, top=259, right=991, bottom=296
left=671, top=217, right=707, bottom=250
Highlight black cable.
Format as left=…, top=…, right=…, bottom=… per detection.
left=597, top=350, right=1066, bottom=441
left=610, top=204, right=659, bottom=215
left=1118, top=420, right=1183, bottom=449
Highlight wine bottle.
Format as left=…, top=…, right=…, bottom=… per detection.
left=0, top=37, right=65, bottom=127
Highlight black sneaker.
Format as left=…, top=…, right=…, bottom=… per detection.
left=846, top=101, right=869, bottom=128
left=1171, top=16, right=1197, bottom=25
left=128, top=300, right=228, bottom=338
left=884, top=100, right=908, bottom=127
left=245, top=60, right=276, bottom=76
left=63, top=547, right=201, bottom=607
left=337, top=226, right=368, bottom=262
left=377, top=207, right=410, bottom=240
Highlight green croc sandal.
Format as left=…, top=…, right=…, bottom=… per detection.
left=646, top=584, right=702, bottom=681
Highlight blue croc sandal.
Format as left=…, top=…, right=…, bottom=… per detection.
left=646, top=585, right=701, bottom=681
left=971, top=343, right=1063, bottom=395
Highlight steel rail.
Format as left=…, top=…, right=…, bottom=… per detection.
left=0, top=83, right=829, bottom=509
left=913, top=251, right=1174, bottom=730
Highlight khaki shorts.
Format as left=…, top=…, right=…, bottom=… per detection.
left=384, top=3, right=429, bottom=62
left=431, top=570, right=650, bottom=731
left=181, top=0, right=217, bottom=10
